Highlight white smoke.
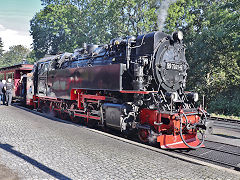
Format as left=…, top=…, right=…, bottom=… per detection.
left=45, top=110, right=56, bottom=118
left=148, top=131, right=158, bottom=144
left=157, top=0, right=178, bottom=31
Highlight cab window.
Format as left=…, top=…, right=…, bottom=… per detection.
left=44, top=63, right=49, bottom=72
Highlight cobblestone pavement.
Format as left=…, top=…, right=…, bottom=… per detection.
left=0, top=105, right=239, bottom=180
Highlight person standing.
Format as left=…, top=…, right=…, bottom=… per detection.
left=0, top=80, right=4, bottom=105
left=2, top=79, right=6, bottom=105
left=5, top=78, right=14, bottom=106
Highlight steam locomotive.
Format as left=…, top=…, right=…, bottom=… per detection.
left=24, top=31, right=207, bottom=149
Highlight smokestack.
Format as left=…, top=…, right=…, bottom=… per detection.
left=157, top=0, right=177, bottom=31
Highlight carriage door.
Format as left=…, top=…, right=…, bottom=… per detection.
left=38, top=62, right=49, bottom=96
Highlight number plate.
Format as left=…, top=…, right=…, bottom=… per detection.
left=166, top=62, right=184, bottom=71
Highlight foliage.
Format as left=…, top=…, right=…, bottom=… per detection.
left=84, top=0, right=158, bottom=43
left=40, top=0, right=158, bottom=36
left=31, top=0, right=159, bottom=58
left=0, top=45, right=31, bottom=68
left=30, top=4, right=86, bottom=58
left=208, top=89, right=240, bottom=116
left=0, top=37, right=4, bottom=56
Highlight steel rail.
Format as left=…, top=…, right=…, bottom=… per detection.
left=203, top=140, right=240, bottom=156
left=174, top=140, right=240, bottom=171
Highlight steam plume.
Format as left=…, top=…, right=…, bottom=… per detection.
left=157, top=0, right=177, bottom=31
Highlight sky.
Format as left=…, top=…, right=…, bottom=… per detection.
left=0, top=0, right=43, bottom=51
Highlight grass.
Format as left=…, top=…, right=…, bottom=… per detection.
left=211, top=113, right=240, bottom=121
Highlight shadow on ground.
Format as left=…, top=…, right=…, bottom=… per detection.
left=0, top=143, right=71, bottom=180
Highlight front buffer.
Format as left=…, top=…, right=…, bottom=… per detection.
left=139, top=109, right=207, bottom=149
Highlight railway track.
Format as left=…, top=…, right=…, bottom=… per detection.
left=209, top=116, right=240, bottom=133
left=174, top=140, right=240, bottom=171
left=13, top=104, right=240, bottom=172
left=210, top=116, right=240, bottom=124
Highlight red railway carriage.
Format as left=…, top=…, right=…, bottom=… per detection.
left=0, top=63, right=33, bottom=97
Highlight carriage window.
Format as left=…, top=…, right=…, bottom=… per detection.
left=6, top=72, right=14, bottom=81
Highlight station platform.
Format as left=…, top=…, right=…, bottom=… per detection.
left=0, top=105, right=239, bottom=179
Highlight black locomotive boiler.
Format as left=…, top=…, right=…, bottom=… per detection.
left=27, top=31, right=208, bottom=149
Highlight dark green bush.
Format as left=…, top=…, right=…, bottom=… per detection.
left=207, top=89, right=240, bottom=116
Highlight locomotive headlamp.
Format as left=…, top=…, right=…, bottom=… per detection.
left=166, top=92, right=178, bottom=102
left=177, top=31, right=183, bottom=40
left=193, top=92, right=199, bottom=102
left=171, top=92, right=178, bottom=102
left=173, top=31, right=184, bottom=41
left=186, top=92, right=199, bottom=102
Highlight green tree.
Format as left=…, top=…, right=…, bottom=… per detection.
left=32, top=0, right=159, bottom=54
left=85, top=0, right=158, bottom=42
left=0, top=37, right=4, bottom=56
left=30, top=3, right=87, bottom=58
left=0, top=45, right=30, bottom=68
